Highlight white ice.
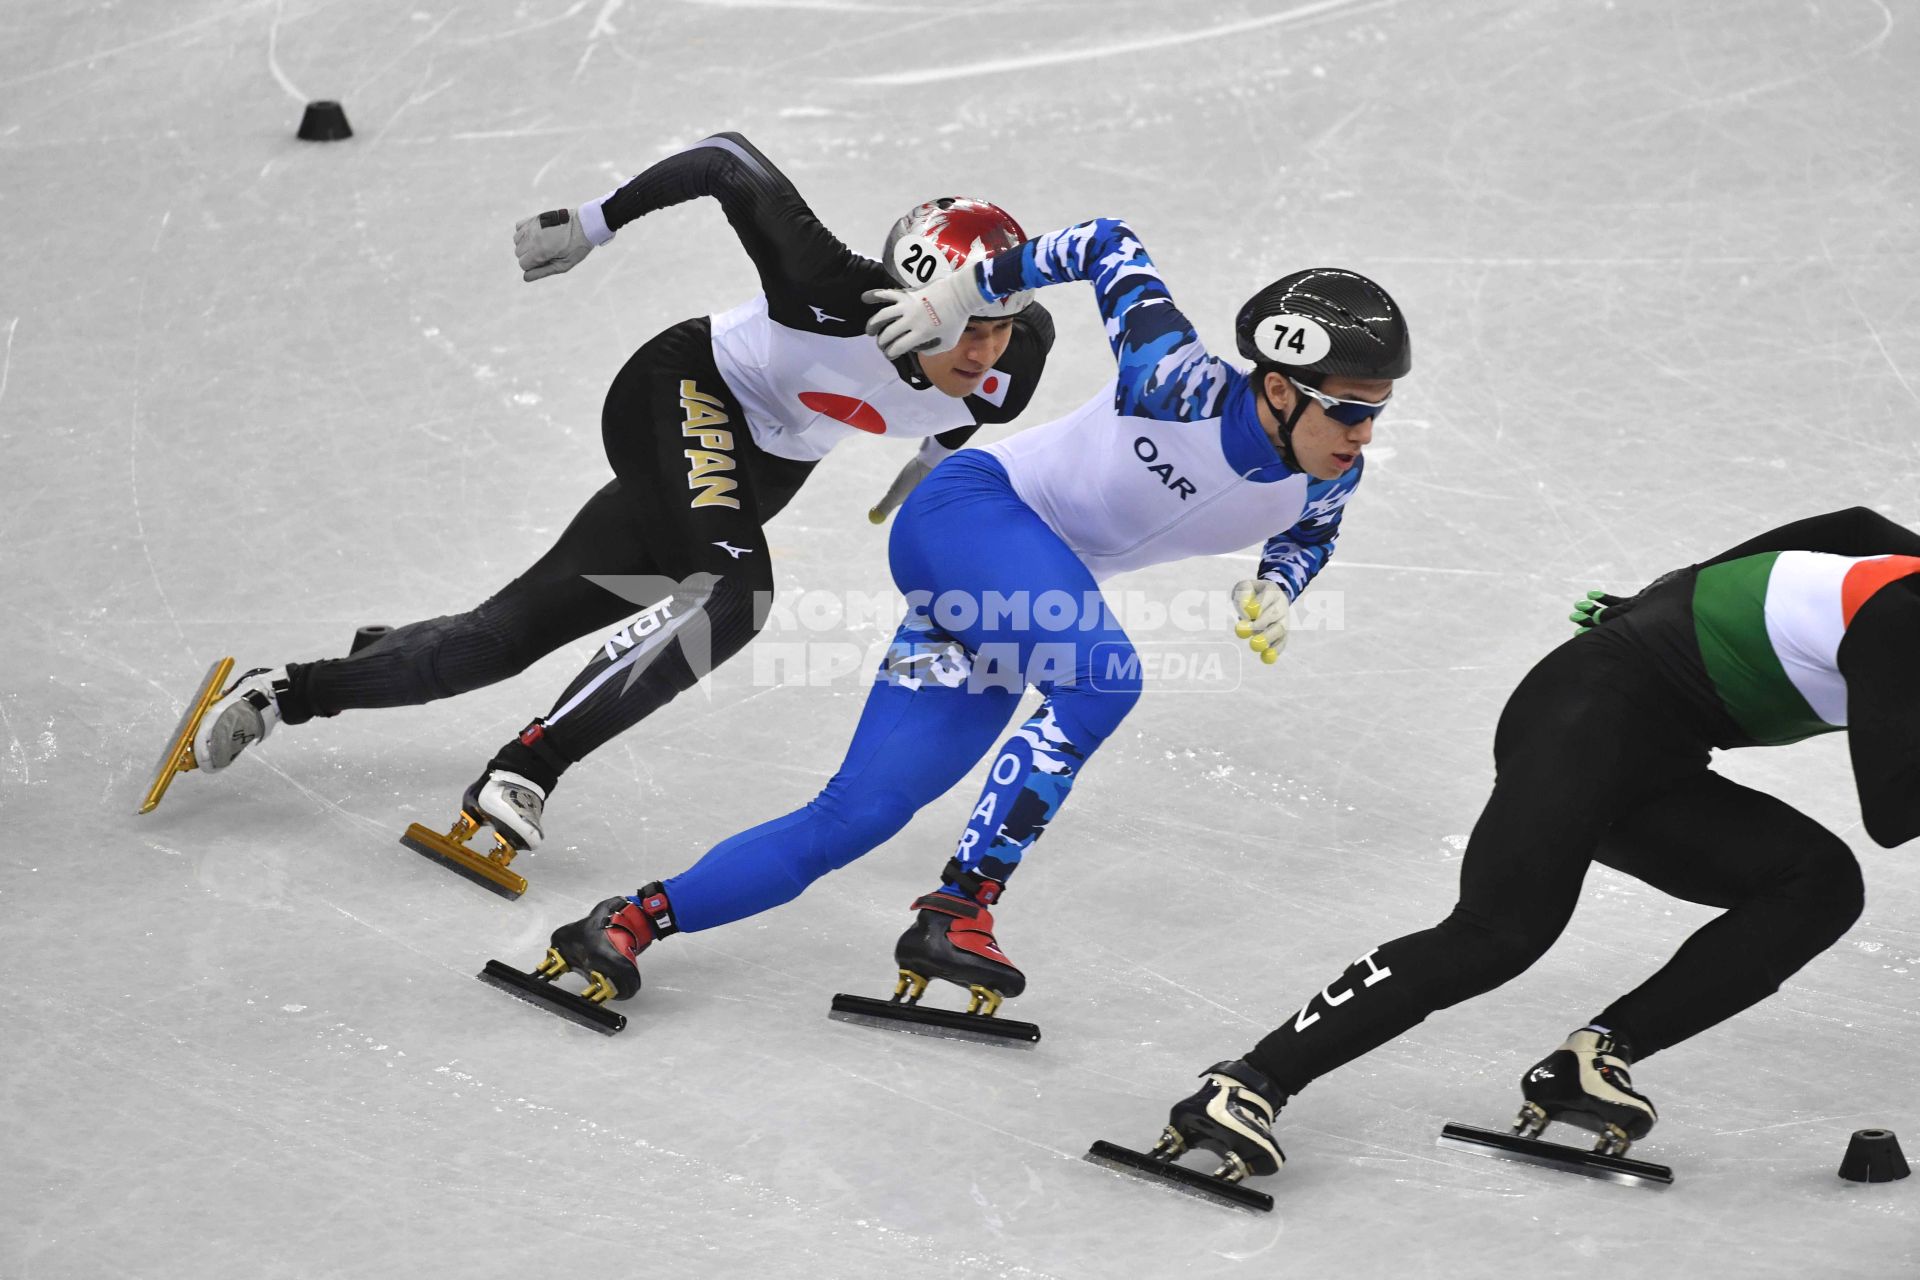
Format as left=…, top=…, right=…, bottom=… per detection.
left=4, top=1, right=1918, bottom=1276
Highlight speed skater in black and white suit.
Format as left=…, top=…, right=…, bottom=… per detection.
left=148, top=133, right=1055, bottom=877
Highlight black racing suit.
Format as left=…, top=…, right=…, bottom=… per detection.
left=1241, top=506, right=1920, bottom=1098
left=276, top=133, right=1053, bottom=796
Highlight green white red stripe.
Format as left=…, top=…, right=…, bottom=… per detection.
left=1692, top=551, right=1920, bottom=745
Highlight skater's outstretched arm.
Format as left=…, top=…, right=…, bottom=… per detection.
left=1838, top=575, right=1920, bottom=848
left=977, top=218, right=1233, bottom=423
left=1700, top=506, right=1920, bottom=567
left=866, top=218, right=1230, bottom=422
left=516, top=132, right=867, bottom=293
left=1577, top=507, right=1920, bottom=633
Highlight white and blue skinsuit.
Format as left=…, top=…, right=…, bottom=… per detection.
left=657, top=218, right=1366, bottom=929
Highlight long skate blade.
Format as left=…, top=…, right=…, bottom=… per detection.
left=400, top=825, right=528, bottom=899
left=138, top=657, right=235, bottom=815
left=478, top=960, right=626, bottom=1034
left=827, top=993, right=1040, bottom=1047
left=1437, top=1122, right=1673, bottom=1188
left=1083, top=1140, right=1274, bottom=1213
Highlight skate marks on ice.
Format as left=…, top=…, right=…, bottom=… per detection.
left=1437, top=1123, right=1673, bottom=1189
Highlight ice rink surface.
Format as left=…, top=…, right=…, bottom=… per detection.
left=5, top=0, right=1919, bottom=1275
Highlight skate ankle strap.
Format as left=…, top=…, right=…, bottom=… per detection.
left=632, top=881, right=679, bottom=938
left=939, top=858, right=1005, bottom=905
left=911, top=891, right=987, bottom=921
left=515, top=718, right=571, bottom=777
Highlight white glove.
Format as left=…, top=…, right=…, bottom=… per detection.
left=514, top=207, right=595, bottom=282
left=862, top=268, right=990, bottom=359
left=868, top=456, right=936, bottom=525
left=1233, top=579, right=1291, bottom=665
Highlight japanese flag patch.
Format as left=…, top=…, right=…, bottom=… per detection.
left=972, top=368, right=1013, bottom=408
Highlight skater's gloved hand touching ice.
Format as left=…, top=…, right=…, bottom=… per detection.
left=864, top=265, right=991, bottom=359
left=514, top=207, right=598, bottom=282
left=1234, top=579, right=1291, bottom=665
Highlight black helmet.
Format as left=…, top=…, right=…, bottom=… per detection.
left=1234, top=268, right=1410, bottom=381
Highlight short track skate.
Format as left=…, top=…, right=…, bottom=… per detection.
left=1085, top=1060, right=1283, bottom=1212
left=477, top=952, right=626, bottom=1035
left=1083, top=1136, right=1274, bottom=1214
left=827, top=984, right=1041, bottom=1047
left=138, top=657, right=236, bottom=815
left=400, top=811, right=529, bottom=899
left=829, top=889, right=1039, bottom=1047
left=140, top=627, right=389, bottom=817
left=1437, top=1116, right=1672, bottom=1187
left=1441, top=1030, right=1672, bottom=1187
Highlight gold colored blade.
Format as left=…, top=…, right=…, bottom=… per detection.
left=138, top=657, right=235, bottom=815
left=398, top=822, right=529, bottom=898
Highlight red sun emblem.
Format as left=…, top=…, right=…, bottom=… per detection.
left=798, top=390, right=888, bottom=434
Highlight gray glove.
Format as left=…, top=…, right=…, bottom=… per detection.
left=514, top=208, right=595, bottom=282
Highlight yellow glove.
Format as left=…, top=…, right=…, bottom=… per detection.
left=1233, top=579, right=1291, bottom=666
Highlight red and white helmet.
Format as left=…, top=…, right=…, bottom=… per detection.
left=882, top=197, right=1033, bottom=317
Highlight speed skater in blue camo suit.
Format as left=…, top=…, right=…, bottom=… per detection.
left=529, top=217, right=1414, bottom=1019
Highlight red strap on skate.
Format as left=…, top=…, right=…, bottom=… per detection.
left=519, top=719, right=548, bottom=746
left=606, top=903, right=653, bottom=961
left=635, top=882, right=678, bottom=937
left=948, top=908, right=1013, bottom=966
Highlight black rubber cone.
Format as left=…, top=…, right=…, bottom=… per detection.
left=1838, top=1128, right=1910, bottom=1183
left=297, top=100, right=352, bottom=141
left=349, top=625, right=391, bottom=655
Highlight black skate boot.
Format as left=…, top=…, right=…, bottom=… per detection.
left=1085, top=1060, right=1285, bottom=1213
left=893, top=882, right=1026, bottom=1015
left=1438, top=1029, right=1673, bottom=1186
left=478, top=883, right=677, bottom=1035
left=1516, top=1029, right=1657, bottom=1155
left=828, top=864, right=1040, bottom=1046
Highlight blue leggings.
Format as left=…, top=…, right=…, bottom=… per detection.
left=661, top=451, right=1142, bottom=931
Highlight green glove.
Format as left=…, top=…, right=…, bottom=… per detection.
left=1570, top=590, right=1626, bottom=634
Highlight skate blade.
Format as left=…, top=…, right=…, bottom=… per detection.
left=400, top=824, right=528, bottom=899
left=1437, top=1122, right=1673, bottom=1188
left=137, top=657, right=236, bottom=815
left=1083, top=1140, right=1274, bottom=1214
left=826, top=993, right=1040, bottom=1047
left=477, top=959, right=626, bottom=1034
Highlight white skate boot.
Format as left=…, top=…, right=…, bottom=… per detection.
left=398, top=768, right=548, bottom=898
left=191, top=667, right=290, bottom=771
left=467, top=769, right=548, bottom=852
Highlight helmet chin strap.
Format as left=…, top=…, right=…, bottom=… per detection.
left=1259, top=377, right=1309, bottom=471
left=892, top=350, right=932, bottom=390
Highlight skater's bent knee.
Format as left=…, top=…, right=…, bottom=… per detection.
left=1436, top=911, right=1560, bottom=996
left=1794, top=851, right=1865, bottom=940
